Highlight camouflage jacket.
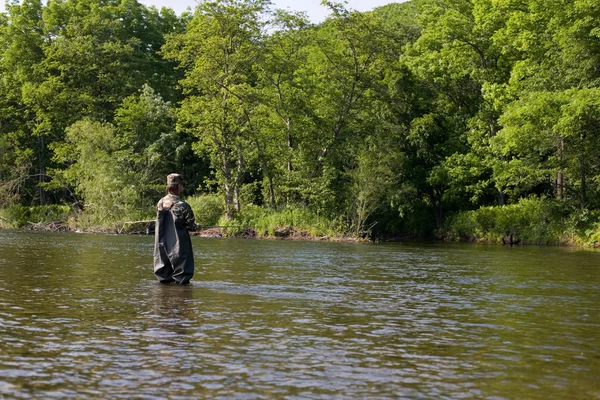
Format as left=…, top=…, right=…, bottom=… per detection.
left=157, top=194, right=197, bottom=231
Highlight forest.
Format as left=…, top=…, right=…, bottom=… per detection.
left=1, top=0, right=599, bottom=245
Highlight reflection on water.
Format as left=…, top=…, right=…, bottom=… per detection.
left=0, top=230, right=599, bottom=399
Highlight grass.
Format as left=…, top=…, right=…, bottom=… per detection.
left=216, top=204, right=347, bottom=240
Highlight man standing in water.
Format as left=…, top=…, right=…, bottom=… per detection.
left=154, top=173, right=197, bottom=284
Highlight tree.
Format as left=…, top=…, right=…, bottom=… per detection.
left=52, top=119, right=136, bottom=223
left=491, top=0, right=600, bottom=207
left=0, top=0, right=47, bottom=204
left=495, top=88, right=600, bottom=210
left=252, top=9, right=312, bottom=207
left=163, top=0, right=270, bottom=218
left=0, top=0, right=185, bottom=207
left=114, top=84, right=196, bottom=204
left=280, top=3, right=398, bottom=217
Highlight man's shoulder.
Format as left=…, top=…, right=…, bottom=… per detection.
left=158, top=194, right=180, bottom=210
left=174, top=199, right=192, bottom=210
left=166, top=195, right=190, bottom=208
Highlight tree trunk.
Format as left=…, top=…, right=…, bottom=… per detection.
left=556, top=136, right=565, bottom=200
left=266, top=170, right=276, bottom=208
left=222, top=154, right=234, bottom=219
left=287, top=120, right=293, bottom=172
left=38, top=133, right=47, bottom=205
left=234, top=184, right=241, bottom=213
left=580, top=158, right=586, bottom=210
left=428, top=190, right=443, bottom=229
left=233, top=144, right=244, bottom=213
left=254, top=139, right=276, bottom=208
left=497, top=189, right=505, bottom=206
left=556, top=170, right=564, bottom=200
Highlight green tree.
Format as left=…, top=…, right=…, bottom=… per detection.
left=163, top=0, right=270, bottom=218
left=491, top=0, right=600, bottom=207
left=1, top=0, right=185, bottom=207
left=50, top=84, right=204, bottom=221
left=0, top=0, right=47, bottom=205
left=386, top=0, right=485, bottom=228
left=283, top=3, right=397, bottom=218
left=114, top=84, right=193, bottom=204
left=495, top=88, right=600, bottom=210
left=252, top=9, right=312, bottom=207
left=52, top=119, right=137, bottom=223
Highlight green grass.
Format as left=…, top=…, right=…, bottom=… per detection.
left=217, top=204, right=346, bottom=239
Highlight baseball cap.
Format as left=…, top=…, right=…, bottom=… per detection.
left=166, top=173, right=184, bottom=185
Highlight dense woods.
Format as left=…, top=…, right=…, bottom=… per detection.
left=1, top=0, right=600, bottom=244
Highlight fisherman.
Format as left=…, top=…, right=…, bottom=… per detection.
left=153, top=173, right=197, bottom=284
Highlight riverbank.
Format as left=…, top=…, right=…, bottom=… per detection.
left=10, top=219, right=596, bottom=247
left=3, top=199, right=600, bottom=247
left=0, top=202, right=360, bottom=241
left=4, top=221, right=598, bottom=247
left=9, top=218, right=364, bottom=243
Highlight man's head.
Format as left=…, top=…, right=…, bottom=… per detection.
left=166, top=173, right=184, bottom=194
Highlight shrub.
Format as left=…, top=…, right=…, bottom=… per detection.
left=445, top=197, right=571, bottom=245
left=0, top=204, right=72, bottom=228
left=186, top=194, right=224, bottom=227
left=218, top=204, right=345, bottom=239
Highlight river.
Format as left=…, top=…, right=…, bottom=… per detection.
left=0, top=230, right=598, bottom=399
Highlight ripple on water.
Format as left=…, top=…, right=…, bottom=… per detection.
left=0, top=233, right=599, bottom=398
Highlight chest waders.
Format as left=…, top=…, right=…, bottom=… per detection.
left=153, top=200, right=194, bottom=284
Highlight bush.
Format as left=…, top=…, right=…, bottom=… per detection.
left=584, top=221, right=600, bottom=247
left=186, top=194, right=224, bottom=227
left=445, top=197, right=570, bottom=245
left=218, top=204, right=345, bottom=239
left=0, top=204, right=72, bottom=228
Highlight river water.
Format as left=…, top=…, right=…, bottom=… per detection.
left=0, top=230, right=598, bottom=399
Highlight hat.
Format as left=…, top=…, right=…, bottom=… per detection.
left=167, top=173, right=184, bottom=185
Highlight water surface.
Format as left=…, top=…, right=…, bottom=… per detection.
left=0, top=231, right=598, bottom=399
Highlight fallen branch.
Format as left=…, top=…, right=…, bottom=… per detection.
left=25, top=220, right=67, bottom=232
left=123, top=220, right=154, bottom=226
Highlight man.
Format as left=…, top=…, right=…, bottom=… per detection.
left=153, top=173, right=197, bottom=284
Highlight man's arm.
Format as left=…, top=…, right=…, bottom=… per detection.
left=179, top=202, right=198, bottom=231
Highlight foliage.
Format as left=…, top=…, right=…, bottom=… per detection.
left=218, top=204, right=344, bottom=238
left=446, top=197, right=571, bottom=245
left=1, top=0, right=600, bottom=245
left=162, top=0, right=269, bottom=218
left=0, top=204, right=71, bottom=228
left=186, top=194, right=224, bottom=227
left=0, top=0, right=185, bottom=206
